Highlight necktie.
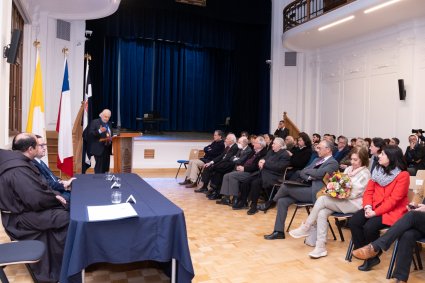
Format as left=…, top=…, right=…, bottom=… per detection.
left=40, top=160, right=57, bottom=182
left=315, top=158, right=325, bottom=167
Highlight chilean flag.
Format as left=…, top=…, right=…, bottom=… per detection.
left=56, top=58, right=73, bottom=176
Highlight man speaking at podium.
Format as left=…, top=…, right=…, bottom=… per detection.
left=88, top=109, right=113, bottom=173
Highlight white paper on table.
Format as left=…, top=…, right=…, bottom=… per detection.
left=87, top=203, right=138, bottom=222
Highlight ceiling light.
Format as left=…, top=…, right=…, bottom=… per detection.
left=318, top=15, right=355, bottom=31
left=364, top=0, right=402, bottom=14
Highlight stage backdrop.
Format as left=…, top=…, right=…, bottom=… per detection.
left=86, top=0, right=271, bottom=134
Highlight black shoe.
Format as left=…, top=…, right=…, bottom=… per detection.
left=194, top=187, right=208, bottom=193
left=216, top=197, right=230, bottom=205
left=264, top=231, right=285, bottom=240
left=178, top=179, right=191, bottom=185
left=358, top=256, right=381, bottom=271
left=258, top=201, right=274, bottom=213
left=230, top=196, right=238, bottom=206
left=232, top=201, right=245, bottom=210
left=208, top=192, right=221, bottom=200
left=185, top=181, right=197, bottom=188
left=247, top=206, right=258, bottom=215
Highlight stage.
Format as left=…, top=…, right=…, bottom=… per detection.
left=110, top=132, right=212, bottom=170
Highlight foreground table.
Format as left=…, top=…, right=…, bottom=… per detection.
left=60, top=173, right=194, bottom=283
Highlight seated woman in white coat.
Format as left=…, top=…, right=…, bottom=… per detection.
left=289, top=147, right=371, bottom=258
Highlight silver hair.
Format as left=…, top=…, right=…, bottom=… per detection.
left=227, top=133, right=237, bottom=143
left=274, top=137, right=285, bottom=148
left=256, top=136, right=266, bottom=148
left=322, top=139, right=335, bottom=152
left=99, top=109, right=111, bottom=117
left=239, top=136, right=249, bottom=146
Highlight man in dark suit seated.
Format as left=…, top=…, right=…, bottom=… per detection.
left=88, top=109, right=113, bottom=174
left=181, top=130, right=225, bottom=188
left=195, top=133, right=239, bottom=198
left=263, top=140, right=339, bottom=239
left=333, top=135, right=350, bottom=163
left=245, top=137, right=291, bottom=215
left=225, top=136, right=269, bottom=209
left=0, top=133, right=69, bottom=282
left=31, top=135, right=74, bottom=201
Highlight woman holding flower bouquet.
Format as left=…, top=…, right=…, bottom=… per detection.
left=349, top=145, right=409, bottom=272
left=289, top=147, right=371, bottom=258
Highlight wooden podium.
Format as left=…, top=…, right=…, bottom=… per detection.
left=112, top=132, right=142, bottom=173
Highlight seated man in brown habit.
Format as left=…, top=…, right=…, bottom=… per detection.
left=0, top=133, right=69, bottom=283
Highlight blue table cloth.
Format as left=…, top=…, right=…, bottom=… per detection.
left=60, top=173, right=194, bottom=282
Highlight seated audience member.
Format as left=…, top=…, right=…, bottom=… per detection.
left=207, top=136, right=252, bottom=199
left=248, top=134, right=257, bottom=149
left=364, top=137, right=372, bottom=149
left=284, top=135, right=296, bottom=152
left=240, top=131, right=249, bottom=138
left=389, top=137, right=400, bottom=146
left=368, top=137, right=385, bottom=173
left=404, top=134, right=425, bottom=176
left=274, top=120, right=289, bottom=139
left=352, top=197, right=424, bottom=283
left=349, top=145, right=409, bottom=272
left=323, top=134, right=337, bottom=154
left=180, top=130, right=225, bottom=188
left=245, top=137, right=291, bottom=215
left=195, top=133, right=239, bottom=197
left=384, top=138, right=390, bottom=145
left=355, top=137, right=366, bottom=148
left=333, top=135, right=350, bottom=162
left=350, top=138, right=357, bottom=149
left=285, top=132, right=313, bottom=179
left=32, top=135, right=74, bottom=201
left=0, top=133, right=69, bottom=282
left=289, top=147, right=371, bottom=258
left=218, top=137, right=268, bottom=206
left=262, top=140, right=339, bottom=239
left=312, top=133, right=321, bottom=145
left=263, top=134, right=274, bottom=151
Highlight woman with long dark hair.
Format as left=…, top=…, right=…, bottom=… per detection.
left=349, top=145, right=409, bottom=271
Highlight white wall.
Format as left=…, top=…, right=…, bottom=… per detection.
left=271, top=9, right=425, bottom=149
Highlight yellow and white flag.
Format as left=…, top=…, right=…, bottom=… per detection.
left=26, top=50, right=48, bottom=163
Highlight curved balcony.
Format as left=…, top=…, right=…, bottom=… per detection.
left=283, top=0, right=355, bottom=32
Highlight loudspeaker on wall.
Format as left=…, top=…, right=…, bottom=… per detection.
left=4, top=29, right=22, bottom=64
left=398, top=79, right=406, bottom=100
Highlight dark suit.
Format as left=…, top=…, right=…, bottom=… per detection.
left=88, top=118, right=113, bottom=173
left=247, top=149, right=291, bottom=207
left=272, top=156, right=339, bottom=232
left=31, top=160, right=71, bottom=201
left=201, top=143, right=239, bottom=190
left=274, top=128, right=289, bottom=139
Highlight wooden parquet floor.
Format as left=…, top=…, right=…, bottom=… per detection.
left=1, top=175, right=425, bottom=283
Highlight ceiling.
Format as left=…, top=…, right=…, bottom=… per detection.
left=21, top=0, right=121, bottom=20
left=283, top=0, right=425, bottom=51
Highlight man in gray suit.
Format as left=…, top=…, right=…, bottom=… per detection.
left=263, top=140, right=339, bottom=239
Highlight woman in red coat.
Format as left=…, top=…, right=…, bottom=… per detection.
left=349, top=145, right=409, bottom=271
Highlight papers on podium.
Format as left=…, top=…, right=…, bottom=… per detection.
left=87, top=203, right=138, bottom=222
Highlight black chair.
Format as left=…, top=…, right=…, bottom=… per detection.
left=0, top=240, right=45, bottom=283
left=331, top=212, right=353, bottom=242
left=386, top=237, right=424, bottom=279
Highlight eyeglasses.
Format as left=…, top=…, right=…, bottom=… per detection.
left=38, top=143, right=47, bottom=148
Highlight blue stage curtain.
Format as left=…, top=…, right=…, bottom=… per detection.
left=86, top=0, right=271, bottom=134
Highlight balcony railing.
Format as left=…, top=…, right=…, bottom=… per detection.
left=283, top=0, right=355, bottom=32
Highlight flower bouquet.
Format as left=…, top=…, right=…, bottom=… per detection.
left=321, top=171, right=352, bottom=199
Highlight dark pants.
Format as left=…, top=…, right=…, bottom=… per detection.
left=349, top=209, right=388, bottom=249
left=238, top=175, right=258, bottom=204
left=373, top=211, right=425, bottom=281
left=94, top=152, right=110, bottom=174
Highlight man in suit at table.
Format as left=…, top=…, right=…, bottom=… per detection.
left=32, top=135, right=74, bottom=201
left=88, top=109, right=113, bottom=174
left=263, top=139, right=339, bottom=239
